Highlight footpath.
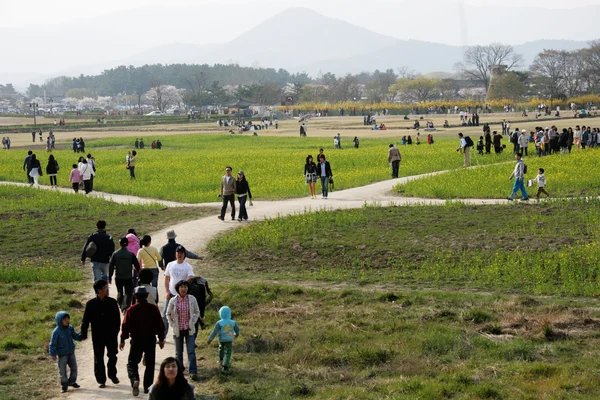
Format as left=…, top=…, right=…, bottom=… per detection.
left=1, top=176, right=508, bottom=400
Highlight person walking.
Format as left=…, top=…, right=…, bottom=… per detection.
left=87, top=154, right=96, bottom=192
left=457, top=133, right=471, bottom=166
left=317, top=154, right=333, bottom=199
left=163, top=246, right=196, bottom=336
left=46, top=154, right=59, bottom=187
left=81, top=279, right=122, bottom=389
left=507, top=153, right=529, bottom=201
left=484, top=130, right=492, bottom=154
left=166, top=280, right=200, bottom=381
left=79, top=159, right=93, bottom=194
left=23, top=150, right=34, bottom=184
left=128, top=151, right=137, bottom=179
left=518, top=129, right=530, bottom=156
left=109, top=237, right=141, bottom=313
left=218, top=167, right=236, bottom=221
left=388, top=144, right=401, bottom=178
left=137, top=235, right=162, bottom=288
left=235, top=170, right=253, bottom=221
left=304, top=155, right=318, bottom=199
left=69, top=164, right=82, bottom=193
left=207, top=306, right=240, bottom=372
left=28, top=154, right=42, bottom=185
left=81, top=220, right=115, bottom=282
left=534, top=168, right=550, bottom=199
left=49, top=311, right=83, bottom=393
left=120, top=286, right=165, bottom=396
left=159, top=230, right=202, bottom=269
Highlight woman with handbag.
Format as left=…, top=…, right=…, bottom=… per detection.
left=29, top=154, right=42, bottom=185
left=303, top=155, right=318, bottom=199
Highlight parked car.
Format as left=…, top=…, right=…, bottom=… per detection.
left=145, top=111, right=163, bottom=116
left=165, top=109, right=180, bottom=115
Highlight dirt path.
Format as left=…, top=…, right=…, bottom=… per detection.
left=27, top=173, right=509, bottom=400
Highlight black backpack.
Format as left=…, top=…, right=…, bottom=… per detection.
left=464, top=136, right=474, bottom=147
left=523, top=163, right=528, bottom=174
left=511, top=132, right=519, bottom=144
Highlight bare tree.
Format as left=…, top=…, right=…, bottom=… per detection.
left=530, top=49, right=566, bottom=98
left=454, top=43, right=524, bottom=89
left=583, top=40, right=600, bottom=91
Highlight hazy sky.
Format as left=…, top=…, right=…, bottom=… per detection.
left=3, top=0, right=599, bottom=27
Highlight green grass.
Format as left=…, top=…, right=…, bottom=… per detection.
left=396, top=149, right=600, bottom=199
left=193, top=283, right=600, bottom=399
left=0, top=185, right=214, bottom=400
left=207, top=199, right=600, bottom=296
left=0, top=135, right=515, bottom=202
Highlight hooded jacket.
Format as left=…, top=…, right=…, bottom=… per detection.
left=49, top=311, right=82, bottom=357
left=207, top=306, right=240, bottom=343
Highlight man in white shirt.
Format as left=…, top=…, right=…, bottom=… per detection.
left=162, top=245, right=195, bottom=336
left=518, top=130, right=530, bottom=156
left=507, top=153, right=529, bottom=201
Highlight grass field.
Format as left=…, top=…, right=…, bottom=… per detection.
left=0, top=185, right=213, bottom=400
left=396, top=148, right=600, bottom=199
left=194, top=200, right=600, bottom=399
left=0, top=135, right=516, bottom=202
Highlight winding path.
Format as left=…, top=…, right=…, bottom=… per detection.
left=2, top=175, right=510, bottom=400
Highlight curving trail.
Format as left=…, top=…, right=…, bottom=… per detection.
left=2, top=175, right=512, bottom=400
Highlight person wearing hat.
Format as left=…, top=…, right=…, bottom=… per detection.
left=81, top=280, right=122, bottom=388
left=235, top=170, right=253, bottom=221
left=159, top=230, right=201, bottom=268
left=109, top=237, right=141, bottom=313
left=163, top=245, right=196, bottom=337
left=518, top=129, right=530, bottom=156
left=218, top=166, right=236, bottom=221
left=120, top=286, right=165, bottom=396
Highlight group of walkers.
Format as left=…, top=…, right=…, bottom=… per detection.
left=50, top=221, right=240, bottom=398
left=22, top=150, right=96, bottom=192
left=2, top=136, right=11, bottom=150
left=217, top=167, right=253, bottom=221
left=303, top=151, right=333, bottom=199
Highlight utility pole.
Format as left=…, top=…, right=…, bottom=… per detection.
left=29, top=102, right=38, bottom=128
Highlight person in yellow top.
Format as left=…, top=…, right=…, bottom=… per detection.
left=137, top=235, right=162, bottom=288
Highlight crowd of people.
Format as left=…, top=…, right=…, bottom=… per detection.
left=51, top=221, right=239, bottom=398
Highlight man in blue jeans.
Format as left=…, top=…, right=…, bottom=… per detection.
left=507, top=153, right=529, bottom=201
left=318, top=154, right=333, bottom=199
left=82, top=220, right=115, bottom=282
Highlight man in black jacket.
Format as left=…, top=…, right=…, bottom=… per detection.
left=120, top=286, right=165, bottom=396
left=23, top=150, right=33, bottom=184
left=159, top=230, right=201, bottom=267
left=81, top=280, right=121, bottom=388
left=82, top=220, right=115, bottom=282
left=109, top=237, right=140, bottom=312
left=317, top=154, right=333, bottom=199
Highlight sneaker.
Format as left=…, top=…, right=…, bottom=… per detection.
left=190, top=374, right=198, bottom=381
left=506, top=197, right=513, bottom=201
left=70, top=383, right=80, bottom=388
left=61, top=386, right=68, bottom=393
left=231, top=217, right=235, bottom=220
left=144, top=388, right=149, bottom=394
left=217, top=216, right=224, bottom=220
left=110, top=377, right=120, bottom=384
left=99, top=384, right=106, bottom=388
left=521, top=198, right=529, bottom=201
left=222, top=366, right=229, bottom=372
left=132, top=380, right=140, bottom=397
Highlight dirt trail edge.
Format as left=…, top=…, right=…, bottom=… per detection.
left=18, top=174, right=503, bottom=400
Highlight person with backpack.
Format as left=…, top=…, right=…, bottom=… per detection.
left=188, top=276, right=213, bottom=337
left=510, top=129, right=520, bottom=154
left=507, top=153, right=529, bottom=201
left=82, top=220, right=115, bottom=282
left=457, top=133, right=472, bottom=167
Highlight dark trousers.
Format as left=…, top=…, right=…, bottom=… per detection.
left=115, top=278, right=134, bottom=312
left=536, top=187, right=549, bottom=198
left=83, top=179, right=91, bottom=194
left=521, top=147, right=528, bottom=156
left=220, top=194, right=235, bottom=219
left=391, top=160, right=400, bottom=178
left=50, top=175, right=57, bottom=186
left=26, top=171, right=33, bottom=184
left=485, top=143, right=491, bottom=154
left=72, top=182, right=79, bottom=193
left=127, top=336, right=156, bottom=391
left=92, top=337, right=118, bottom=384
left=238, top=196, right=248, bottom=220
left=129, top=166, right=135, bottom=179
left=89, top=175, right=94, bottom=191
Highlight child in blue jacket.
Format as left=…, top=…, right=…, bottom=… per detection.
left=49, top=311, right=83, bottom=392
left=207, top=306, right=240, bottom=371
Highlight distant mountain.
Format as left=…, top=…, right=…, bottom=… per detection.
left=0, top=5, right=597, bottom=87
